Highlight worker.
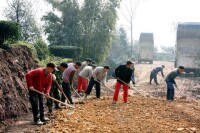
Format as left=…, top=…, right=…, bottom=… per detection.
left=150, top=65, right=165, bottom=85
left=80, top=58, right=92, bottom=71
left=84, top=65, right=110, bottom=99
left=47, top=63, right=68, bottom=113
left=25, top=63, right=56, bottom=125
left=113, top=61, right=133, bottom=104
left=165, top=66, right=185, bottom=101
left=131, top=62, right=136, bottom=85
left=62, top=62, right=82, bottom=104
left=77, top=64, right=97, bottom=94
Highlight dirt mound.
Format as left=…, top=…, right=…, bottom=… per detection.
left=0, top=45, right=38, bottom=122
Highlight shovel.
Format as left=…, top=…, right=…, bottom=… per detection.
left=117, top=78, right=146, bottom=97
left=71, top=86, right=84, bottom=103
left=32, top=89, right=75, bottom=115
left=175, top=85, right=187, bottom=99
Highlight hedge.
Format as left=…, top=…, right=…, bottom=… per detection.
left=0, top=21, right=20, bottom=46
left=49, top=45, right=82, bottom=59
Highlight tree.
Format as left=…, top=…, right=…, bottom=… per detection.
left=0, top=21, right=20, bottom=47
left=42, top=0, right=81, bottom=46
left=105, top=26, right=131, bottom=76
left=4, top=0, right=41, bottom=42
left=43, top=0, right=120, bottom=63
left=161, top=46, right=175, bottom=54
left=120, top=0, right=146, bottom=57
left=107, top=26, right=131, bottom=65
left=80, top=0, right=120, bottom=62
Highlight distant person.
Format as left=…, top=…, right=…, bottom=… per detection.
left=77, top=64, right=97, bottom=94
left=84, top=65, right=110, bottom=99
left=150, top=65, right=165, bottom=85
left=80, top=58, right=92, bottom=71
left=62, top=62, right=82, bottom=104
left=113, top=61, right=133, bottom=104
left=25, top=63, right=56, bottom=125
left=47, top=63, right=68, bottom=113
left=131, top=62, right=136, bottom=85
left=92, top=61, right=96, bottom=64
left=165, top=66, right=185, bottom=101
left=67, top=59, right=75, bottom=66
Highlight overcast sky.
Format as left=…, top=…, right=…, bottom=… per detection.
left=1, top=0, right=200, bottom=48
left=119, top=0, right=200, bottom=48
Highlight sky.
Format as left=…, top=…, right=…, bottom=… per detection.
left=119, top=0, right=200, bottom=48
left=1, top=0, right=200, bottom=48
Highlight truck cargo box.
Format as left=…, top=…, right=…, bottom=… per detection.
left=175, top=22, right=200, bottom=76
left=138, top=33, right=154, bottom=64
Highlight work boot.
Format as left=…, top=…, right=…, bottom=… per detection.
left=35, top=119, right=44, bottom=125
left=41, top=117, right=50, bottom=122
left=48, top=108, right=53, bottom=113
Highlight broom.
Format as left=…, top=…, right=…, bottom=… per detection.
left=175, top=85, right=187, bottom=99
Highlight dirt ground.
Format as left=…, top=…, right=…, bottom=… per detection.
left=1, top=61, right=200, bottom=133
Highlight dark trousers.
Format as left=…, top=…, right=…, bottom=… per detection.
left=150, top=71, right=158, bottom=84
left=85, top=77, right=101, bottom=98
left=61, top=82, right=73, bottom=104
left=47, top=82, right=60, bottom=112
left=166, top=81, right=174, bottom=100
left=29, top=90, right=44, bottom=123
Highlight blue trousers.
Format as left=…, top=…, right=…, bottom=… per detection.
left=85, top=77, right=101, bottom=98
left=61, top=82, right=73, bottom=104
left=166, top=81, right=174, bottom=100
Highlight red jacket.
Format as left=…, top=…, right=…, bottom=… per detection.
left=25, top=67, right=52, bottom=94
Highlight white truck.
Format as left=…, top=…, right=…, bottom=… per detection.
left=138, top=33, right=154, bottom=64
left=175, top=22, right=200, bottom=76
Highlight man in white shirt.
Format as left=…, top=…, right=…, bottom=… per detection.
left=85, top=65, right=110, bottom=99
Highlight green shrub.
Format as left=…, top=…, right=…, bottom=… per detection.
left=0, top=21, right=20, bottom=47
left=38, top=56, right=71, bottom=67
left=49, top=45, right=82, bottom=59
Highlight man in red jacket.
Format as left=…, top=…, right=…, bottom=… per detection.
left=26, top=63, right=55, bottom=125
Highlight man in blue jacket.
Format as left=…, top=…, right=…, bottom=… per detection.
left=165, top=66, right=184, bottom=101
